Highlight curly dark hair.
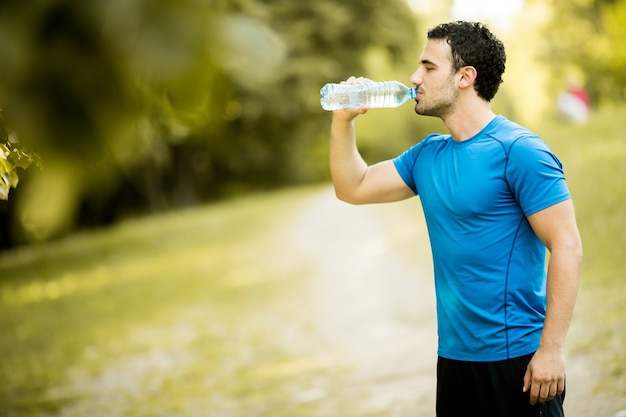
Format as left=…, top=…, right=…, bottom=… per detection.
left=427, top=21, right=506, bottom=101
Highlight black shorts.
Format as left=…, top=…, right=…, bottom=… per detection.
left=436, top=353, right=565, bottom=417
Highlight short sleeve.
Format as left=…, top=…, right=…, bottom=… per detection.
left=506, top=136, right=571, bottom=217
left=393, top=146, right=418, bottom=194
left=393, top=134, right=443, bottom=195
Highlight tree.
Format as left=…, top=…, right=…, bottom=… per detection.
left=0, top=0, right=419, bottom=246
left=540, top=0, right=626, bottom=105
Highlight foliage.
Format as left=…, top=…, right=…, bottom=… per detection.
left=0, top=0, right=420, bottom=246
left=0, top=115, right=41, bottom=200
left=0, top=143, right=41, bottom=201
left=540, top=0, right=626, bottom=104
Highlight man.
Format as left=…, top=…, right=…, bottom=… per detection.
left=328, top=21, right=582, bottom=417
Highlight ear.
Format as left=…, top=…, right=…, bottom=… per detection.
left=458, top=66, right=477, bottom=89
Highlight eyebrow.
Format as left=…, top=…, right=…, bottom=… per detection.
left=419, top=59, right=438, bottom=67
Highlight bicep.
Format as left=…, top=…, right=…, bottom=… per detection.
left=351, top=160, right=415, bottom=204
left=527, top=199, right=582, bottom=253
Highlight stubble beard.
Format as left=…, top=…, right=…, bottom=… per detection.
left=414, top=82, right=458, bottom=119
left=415, top=100, right=454, bottom=118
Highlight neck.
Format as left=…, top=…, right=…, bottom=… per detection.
left=442, top=99, right=496, bottom=142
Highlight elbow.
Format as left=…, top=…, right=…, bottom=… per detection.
left=545, top=232, right=583, bottom=273
left=333, top=187, right=366, bottom=205
left=560, top=234, right=584, bottom=270
left=573, top=237, right=584, bottom=268
left=568, top=229, right=584, bottom=266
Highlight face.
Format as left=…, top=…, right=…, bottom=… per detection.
left=410, top=39, right=460, bottom=118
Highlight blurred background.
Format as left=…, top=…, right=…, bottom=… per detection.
left=1, top=0, right=623, bottom=247
left=1, top=0, right=625, bottom=416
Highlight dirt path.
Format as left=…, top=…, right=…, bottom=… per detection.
left=284, top=186, right=623, bottom=417
left=284, top=187, right=438, bottom=416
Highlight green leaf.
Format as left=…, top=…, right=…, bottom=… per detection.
left=0, top=159, right=16, bottom=200
left=0, top=143, right=9, bottom=158
left=0, top=184, right=8, bottom=200
left=0, top=142, right=41, bottom=199
left=9, top=147, right=38, bottom=170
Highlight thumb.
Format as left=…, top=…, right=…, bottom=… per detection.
left=522, top=365, right=532, bottom=392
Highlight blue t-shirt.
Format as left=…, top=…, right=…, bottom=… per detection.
left=393, top=115, right=571, bottom=361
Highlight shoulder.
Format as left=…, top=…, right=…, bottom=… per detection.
left=393, top=133, right=450, bottom=191
left=410, top=132, right=450, bottom=154
left=486, top=116, right=539, bottom=147
left=484, top=116, right=556, bottom=160
left=395, top=132, right=450, bottom=163
left=423, top=132, right=450, bottom=143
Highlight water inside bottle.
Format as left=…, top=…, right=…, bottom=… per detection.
left=320, top=82, right=416, bottom=111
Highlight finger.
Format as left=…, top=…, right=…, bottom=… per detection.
left=539, top=382, right=551, bottom=403
left=557, top=378, right=565, bottom=396
left=522, top=366, right=531, bottom=393
left=547, top=382, right=558, bottom=402
left=530, top=382, right=540, bottom=405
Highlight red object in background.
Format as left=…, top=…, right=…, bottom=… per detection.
left=569, top=86, right=590, bottom=108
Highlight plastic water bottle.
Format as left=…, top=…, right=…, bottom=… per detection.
left=320, top=80, right=416, bottom=111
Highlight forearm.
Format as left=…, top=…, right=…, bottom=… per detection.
left=329, top=116, right=368, bottom=202
left=524, top=200, right=582, bottom=403
left=539, top=244, right=582, bottom=351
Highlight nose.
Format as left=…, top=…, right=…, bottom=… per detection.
left=410, top=69, right=422, bottom=88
